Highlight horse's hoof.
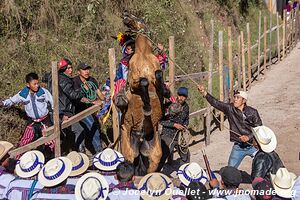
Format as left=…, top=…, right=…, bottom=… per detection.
left=143, top=109, right=152, bottom=116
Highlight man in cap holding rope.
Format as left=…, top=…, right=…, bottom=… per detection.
left=158, top=87, right=190, bottom=169
left=198, top=84, right=262, bottom=168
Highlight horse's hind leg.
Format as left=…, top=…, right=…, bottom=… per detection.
left=121, top=125, right=135, bottom=162
left=140, top=77, right=151, bottom=116
left=147, top=129, right=162, bottom=173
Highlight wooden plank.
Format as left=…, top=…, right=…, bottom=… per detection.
left=269, top=12, right=272, bottom=66
left=277, top=13, right=280, bottom=62
left=206, top=19, right=214, bottom=145
left=9, top=134, right=58, bottom=157
left=237, top=35, right=241, bottom=90
left=228, top=26, right=233, bottom=100
left=44, top=104, right=101, bottom=136
left=257, top=11, right=262, bottom=80
left=241, top=31, right=246, bottom=91
left=264, top=16, right=267, bottom=74
left=283, top=10, right=286, bottom=58
left=247, top=23, right=252, bottom=88
left=108, top=48, right=119, bottom=147
left=250, top=43, right=258, bottom=50
left=218, top=31, right=224, bottom=131
left=291, top=9, right=294, bottom=47
left=51, top=61, right=61, bottom=157
left=169, top=36, right=175, bottom=94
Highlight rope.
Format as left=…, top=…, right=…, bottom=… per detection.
left=81, top=81, right=98, bottom=101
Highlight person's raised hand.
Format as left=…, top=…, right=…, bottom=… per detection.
left=174, top=123, right=185, bottom=130
left=197, top=84, right=207, bottom=96
left=239, top=135, right=250, bottom=143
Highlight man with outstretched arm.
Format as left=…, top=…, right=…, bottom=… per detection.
left=197, top=84, right=262, bottom=168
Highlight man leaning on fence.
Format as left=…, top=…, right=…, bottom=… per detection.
left=198, top=84, right=262, bottom=168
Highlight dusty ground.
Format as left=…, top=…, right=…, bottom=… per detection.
left=166, top=43, right=300, bottom=181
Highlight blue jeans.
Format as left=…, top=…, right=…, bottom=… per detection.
left=228, top=143, right=257, bottom=168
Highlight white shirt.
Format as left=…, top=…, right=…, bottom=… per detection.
left=2, top=87, right=53, bottom=120
left=0, top=172, right=15, bottom=199
left=4, top=178, right=44, bottom=200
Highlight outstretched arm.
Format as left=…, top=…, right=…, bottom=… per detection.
left=1, top=93, right=22, bottom=108
left=197, top=84, right=230, bottom=113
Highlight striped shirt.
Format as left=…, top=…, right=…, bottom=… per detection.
left=0, top=168, right=15, bottom=199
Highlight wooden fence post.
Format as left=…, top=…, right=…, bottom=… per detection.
left=264, top=16, right=267, bottom=74
left=237, top=35, right=242, bottom=90
left=247, top=23, right=251, bottom=88
left=291, top=9, right=294, bottom=47
left=269, top=6, right=273, bottom=64
left=205, top=20, right=214, bottom=145
left=108, top=48, right=120, bottom=149
left=257, top=11, right=262, bottom=79
left=277, top=12, right=280, bottom=62
left=219, top=31, right=224, bottom=131
left=228, top=26, right=233, bottom=100
left=51, top=61, right=61, bottom=157
left=169, top=36, right=175, bottom=94
left=241, top=31, right=246, bottom=91
left=283, top=10, right=286, bottom=58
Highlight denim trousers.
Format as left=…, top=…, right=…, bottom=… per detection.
left=228, top=143, right=258, bottom=168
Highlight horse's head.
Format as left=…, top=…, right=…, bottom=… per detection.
left=122, top=11, right=149, bottom=32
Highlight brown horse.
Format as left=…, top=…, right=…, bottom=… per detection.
left=119, top=12, right=165, bottom=175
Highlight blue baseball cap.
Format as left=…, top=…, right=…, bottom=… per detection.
left=177, top=87, right=188, bottom=97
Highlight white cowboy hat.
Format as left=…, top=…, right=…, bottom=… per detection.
left=38, top=157, right=72, bottom=187
left=271, top=168, right=297, bottom=198
left=0, top=141, right=13, bottom=160
left=75, top=172, right=109, bottom=200
left=15, top=150, right=44, bottom=178
left=252, top=125, right=277, bottom=153
left=93, top=148, right=124, bottom=171
left=138, top=172, right=174, bottom=200
left=235, top=91, right=248, bottom=100
left=67, top=151, right=89, bottom=177
left=177, top=162, right=208, bottom=187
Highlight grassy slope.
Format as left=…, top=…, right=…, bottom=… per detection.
left=0, top=0, right=269, bottom=144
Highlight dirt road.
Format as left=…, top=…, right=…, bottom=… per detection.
left=168, top=43, right=300, bottom=178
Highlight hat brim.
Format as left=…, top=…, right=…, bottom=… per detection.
left=93, top=151, right=124, bottom=171
left=178, top=163, right=208, bottom=187
left=138, top=173, right=174, bottom=200
left=38, top=157, right=72, bottom=187
left=68, top=153, right=90, bottom=177
left=15, top=150, right=45, bottom=178
left=75, top=172, right=109, bottom=200
left=271, top=173, right=297, bottom=198
left=0, top=141, right=13, bottom=160
left=253, top=126, right=277, bottom=153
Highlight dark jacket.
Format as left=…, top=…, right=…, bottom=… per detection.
left=58, top=72, right=84, bottom=116
left=251, top=151, right=284, bottom=180
left=161, top=101, right=189, bottom=136
left=205, top=93, right=262, bottom=143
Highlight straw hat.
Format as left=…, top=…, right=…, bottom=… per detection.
left=0, top=141, right=13, bottom=160
left=271, top=168, right=297, bottom=198
left=75, top=172, right=109, bottom=200
left=93, top=148, right=124, bottom=171
left=138, top=172, right=174, bottom=200
left=38, top=157, right=72, bottom=187
left=15, top=150, right=44, bottom=178
left=252, top=126, right=277, bottom=153
left=177, top=162, right=208, bottom=187
left=67, top=151, right=89, bottom=177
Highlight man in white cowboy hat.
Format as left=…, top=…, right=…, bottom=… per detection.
left=75, top=172, right=109, bottom=200
left=107, top=160, right=140, bottom=200
left=271, top=168, right=297, bottom=199
left=0, top=141, right=16, bottom=199
left=198, top=85, right=262, bottom=168
left=138, top=172, right=175, bottom=200
left=31, top=156, right=76, bottom=199
left=177, top=162, right=208, bottom=188
left=93, top=148, right=125, bottom=187
left=5, top=150, right=45, bottom=200
left=251, top=126, right=284, bottom=180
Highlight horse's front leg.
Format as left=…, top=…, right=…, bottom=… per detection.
left=140, top=77, right=152, bottom=116
left=121, top=125, right=135, bottom=162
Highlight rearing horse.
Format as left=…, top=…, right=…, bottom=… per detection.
left=119, top=12, right=165, bottom=175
